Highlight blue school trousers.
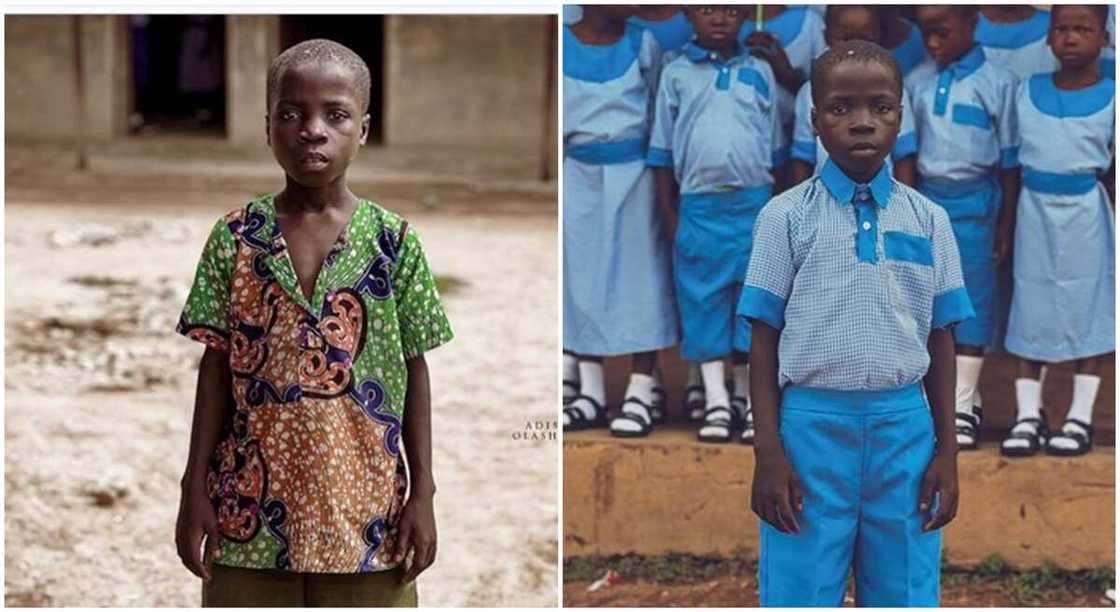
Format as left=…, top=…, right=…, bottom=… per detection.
left=759, top=383, right=941, bottom=607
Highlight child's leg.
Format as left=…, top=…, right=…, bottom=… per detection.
left=562, top=356, right=606, bottom=430
left=954, top=345, right=985, bottom=450
left=731, top=351, right=754, bottom=444
left=563, top=350, right=580, bottom=405
left=610, top=351, right=658, bottom=436
left=697, top=358, right=733, bottom=442
left=650, top=357, right=666, bottom=421
left=1001, top=358, right=1046, bottom=456
left=1047, top=355, right=1102, bottom=455
left=683, top=362, right=706, bottom=422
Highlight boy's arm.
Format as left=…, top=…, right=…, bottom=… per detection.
left=919, top=327, right=960, bottom=531
left=994, top=167, right=1020, bottom=265
left=789, top=160, right=813, bottom=187
left=748, top=321, right=803, bottom=534
left=394, top=355, right=438, bottom=583
left=892, top=156, right=917, bottom=187
left=176, top=346, right=233, bottom=581
left=653, top=167, right=680, bottom=243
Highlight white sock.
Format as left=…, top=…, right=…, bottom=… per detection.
left=955, top=355, right=983, bottom=416
left=625, top=373, right=654, bottom=405
left=570, top=361, right=605, bottom=419
left=1067, top=374, right=1100, bottom=426
left=1012, top=378, right=1042, bottom=433
left=563, top=353, right=579, bottom=382
left=701, top=360, right=729, bottom=409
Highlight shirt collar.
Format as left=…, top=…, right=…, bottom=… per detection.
left=685, top=40, right=748, bottom=64
left=820, top=157, right=893, bottom=208
left=944, top=44, right=985, bottom=81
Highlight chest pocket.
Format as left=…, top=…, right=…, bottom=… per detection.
left=951, top=103, right=992, bottom=130
left=883, top=231, right=935, bottom=326
left=736, top=67, right=771, bottom=101
left=884, top=231, right=933, bottom=266
left=731, top=67, right=773, bottom=138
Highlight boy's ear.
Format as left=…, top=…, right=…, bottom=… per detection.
left=810, top=105, right=819, bottom=136
left=360, top=114, right=371, bottom=146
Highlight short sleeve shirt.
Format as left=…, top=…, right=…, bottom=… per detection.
left=737, top=159, right=974, bottom=391
left=176, top=194, right=453, bottom=573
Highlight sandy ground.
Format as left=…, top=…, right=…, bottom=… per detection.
left=4, top=182, right=558, bottom=606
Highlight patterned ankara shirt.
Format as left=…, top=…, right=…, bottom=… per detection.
left=737, top=159, right=974, bottom=391
left=177, top=194, right=453, bottom=573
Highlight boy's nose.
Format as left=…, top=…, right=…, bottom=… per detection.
left=299, top=121, right=328, bottom=143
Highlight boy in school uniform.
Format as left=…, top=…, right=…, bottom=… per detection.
left=909, top=5, right=1020, bottom=452
left=175, top=39, right=453, bottom=606
left=640, top=5, right=786, bottom=442
left=790, top=5, right=918, bottom=187
left=739, top=40, right=971, bottom=606
left=881, top=5, right=934, bottom=80
left=1004, top=4, right=1115, bottom=457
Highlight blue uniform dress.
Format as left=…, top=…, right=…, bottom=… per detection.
left=1005, top=74, right=1115, bottom=362
left=976, top=9, right=1059, bottom=81
left=629, top=11, right=694, bottom=55
left=738, top=160, right=974, bottom=607
left=647, top=43, right=786, bottom=361
left=908, top=45, right=1019, bottom=348
left=739, top=7, right=827, bottom=136
left=791, top=81, right=918, bottom=177
left=889, top=17, right=934, bottom=80
left=563, top=24, right=679, bottom=356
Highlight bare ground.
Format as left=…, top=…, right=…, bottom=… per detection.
left=4, top=178, right=558, bottom=606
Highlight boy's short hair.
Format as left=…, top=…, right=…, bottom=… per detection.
left=267, top=38, right=372, bottom=114
left=810, top=40, right=903, bottom=104
left=824, top=4, right=883, bottom=32
left=1051, top=4, right=1110, bottom=30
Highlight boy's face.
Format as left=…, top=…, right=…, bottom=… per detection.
left=812, top=60, right=901, bottom=180
left=266, top=61, right=370, bottom=189
left=824, top=8, right=882, bottom=48
left=686, top=6, right=747, bottom=50
left=1049, top=6, right=1107, bottom=70
left=915, top=6, right=977, bottom=68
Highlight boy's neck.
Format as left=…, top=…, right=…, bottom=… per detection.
left=981, top=5, right=1035, bottom=24
left=835, top=160, right=885, bottom=186
left=939, top=44, right=977, bottom=70
left=695, top=39, right=740, bottom=60
left=1054, top=61, right=1103, bottom=91
left=573, top=12, right=626, bottom=44
left=276, top=177, right=358, bottom=215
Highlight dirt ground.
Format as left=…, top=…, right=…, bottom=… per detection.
left=3, top=166, right=558, bottom=606
left=562, top=576, right=1111, bottom=607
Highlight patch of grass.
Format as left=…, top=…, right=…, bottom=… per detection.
left=67, top=275, right=138, bottom=288
left=563, top=553, right=757, bottom=585
left=435, top=275, right=467, bottom=295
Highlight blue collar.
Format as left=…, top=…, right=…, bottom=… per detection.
left=820, top=158, right=893, bottom=208
left=685, top=40, right=748, bottom=64
left=976, top=9, right=1050, bottom=49
left=941, top=44, right=986, bottom=81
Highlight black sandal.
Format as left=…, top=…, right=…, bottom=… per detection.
left=563, top=379, right=580, bottom=405
left=563, top=395, right=606, bottom=432
left=955, top=406, right=983, bottom=451
left=610, top=397, right=654, bottom=438
left=683, top=384, right=706, bottom=423
left=1046, top=418, right=1094, bottom=457
left=1000, top=412, right=1048, bottom=457
left=698, top=405, right=733, bottom=443
left=733, top=396, right=755, bottom=445
left=650, top=385, right=666, bottom=423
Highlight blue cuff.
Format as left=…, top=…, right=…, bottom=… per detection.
left=790, top=139, right=816, bottom=164
left=646, top=146, right=673, bottom=167
left=892, top=131, right=918, bottom=161
left=771, top=146, right=790, bottom=168
left=932, top=286, right=975, bottom=329
left=736, top=285, right=786, bottom=330
left=1000, top=146, right=1020, bottom=169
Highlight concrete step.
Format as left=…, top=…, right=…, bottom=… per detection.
left=564, top=425, right=1114, bottom=570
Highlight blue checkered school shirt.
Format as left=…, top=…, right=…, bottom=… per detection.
left=737, top=158, right=975, bottom=391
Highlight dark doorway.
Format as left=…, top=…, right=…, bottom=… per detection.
left=128, top=15, right=227, bottom=136
left=279, top=16, right=386, bottom=143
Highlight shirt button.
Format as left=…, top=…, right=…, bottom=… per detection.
left=710, top=52, right=718, bottom=60
left=721, top=67, right=728, bottom=73
left=862, top=221, right=872, bottom=231
left=938, top=87, right=947, bottom=94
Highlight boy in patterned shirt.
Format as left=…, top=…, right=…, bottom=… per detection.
left=738, top=41, right=972, bottom=605
left=174, top=39, right=452, bottom=606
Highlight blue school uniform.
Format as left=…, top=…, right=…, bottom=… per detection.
left=647, top=42, right=786, bottom=361
left=889, top=17, right=934, bottom=80
left=563, top=24, right=679, bottom=355
left=1005, top=74, right=1115, bottom=362
left=908, top=45, right=1019, bottom=348
left=739, top=7, right=827, bottom=135
left=629, top=11, right=694, bottom=55
left=976, top=9, right=1059, bottom=81
left=791, top=81, right=918, bottom=177
left=738, top=160, right=973, bottom=606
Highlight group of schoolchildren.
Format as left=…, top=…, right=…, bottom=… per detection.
left=563, top=4, right=1114, bottom=457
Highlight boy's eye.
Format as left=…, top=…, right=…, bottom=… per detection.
left=724, top=7, right=741, bottom=17
left=328, top=110, right=349, bottom=121
left=876, top=103, right=893, bottom=113
left=830, top=103, right=848, bottom=114
left=699, top=6, right=713, bottom=16
left=279, top=110, right=298, bottom=120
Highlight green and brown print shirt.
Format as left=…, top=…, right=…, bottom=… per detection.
left=177, top=194, right=453, bottom=573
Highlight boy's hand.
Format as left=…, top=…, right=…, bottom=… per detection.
left=745, top=31, right=799, bottom=91
left=993, top=221, right=1013, bottom=265
left=393, top=494, right=437, bottom=584
left=919, top=451, right=959, bottom=532
left=750, top=448, right=804, bottom=534
left=175, top=482, right=221, bottom=581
